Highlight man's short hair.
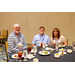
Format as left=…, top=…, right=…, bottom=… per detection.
left=39, top=26, right=45, bottom=31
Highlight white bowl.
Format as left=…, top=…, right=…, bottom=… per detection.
left=67, top=49, right=72, bottom=53
left=54, top=53, right=60, bottom=58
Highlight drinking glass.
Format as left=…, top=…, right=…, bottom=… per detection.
left=28, top=46, right=32, bottom=54
left=33, top=46, right=37, bottom=55
left=56, top=42, right=59, bottom=51
left=23, top=50, right=27, bottom=61
left=18, top=51, right=22, bottom=62
left=40, top=43, right=46, bottom=50
left=33, top=58, right=39, bottom=62
left=40, top=42, right=43, bottom=50
left=72, top=42, right=75, bottom=51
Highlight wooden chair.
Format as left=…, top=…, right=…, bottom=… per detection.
left=0, top=30, right=8, bottom=44
left=5, top=41, right=9, bottom=62
left=66, top=39, right=68, bottom=45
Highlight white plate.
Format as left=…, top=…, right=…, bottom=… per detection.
left=59, top=49, right=66, bottom=51
left=58, top=51, right=67, bottom=55
left=12, top=54, right=24, bottom=59
left=59, top=45, right=65, bottom=47
left=39, top=51, right=50, bottom=55
left=26, top=54, right=35, bottom=59
left=45, top=47, right=51, bottom=50
left=31, top=49, right=37, bottom=53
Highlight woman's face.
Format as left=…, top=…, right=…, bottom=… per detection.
left=54, top=29, right=58, bottom=36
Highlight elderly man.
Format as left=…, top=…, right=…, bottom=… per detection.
left=32, top=26, right=51, bottom=46
left=8, top=23, right=27, bottom=57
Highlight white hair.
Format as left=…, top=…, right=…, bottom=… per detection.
left=13, top=23, right=21, bottom=28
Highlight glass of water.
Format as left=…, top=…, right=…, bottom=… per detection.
left=23, top=50, right=27, bottom=61
left=72, top=42, right=75, bottom=51
left=33, top=46, right=37, bottom=55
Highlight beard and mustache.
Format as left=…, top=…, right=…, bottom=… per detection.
left=40, top=32, right=44, bottom=34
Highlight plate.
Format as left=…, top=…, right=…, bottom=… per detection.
left=59, top=45, right=65, bottom=48
left=59, top=48, right=66, bottom=51
left=58, top=51, right=67, bottom=55
left=26, top=54, right=35, bottom=59
left=31, top=49, right=37, bottom=53
left=12, top=54, right=24, bottom=59
left=45, top=47, right=51, bottom=50
left=39, top=51, right=50, bottom=55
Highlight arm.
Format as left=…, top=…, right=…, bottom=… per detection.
left=22, top=35, right=27, bottom=49
left=63, top=41, right=67, bottom=46
left=8, top=36, right=18, bottom=53
left=47, top=37, right=51, bottom=45
left=32, top=36, right=36, bottom=46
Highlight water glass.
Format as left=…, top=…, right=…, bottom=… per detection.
left=33, top=46, right=37, bottom=55
left=72, top=42, right=75, bottom=51
left=23, top=50, right=27, bottom=61
left=33, top=58, right=39, bottom=62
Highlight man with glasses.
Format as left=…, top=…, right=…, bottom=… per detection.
left=7, top=23, right=27, bottom=58
left=32, top=26, right=51, bottom=46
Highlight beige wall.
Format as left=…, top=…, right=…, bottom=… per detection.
left=0, top=12, right=75, bottom=46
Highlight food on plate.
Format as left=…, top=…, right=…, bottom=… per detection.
left=41, top=51, right=48, bottom=54
left=44, top=51, right=48, bottom=54
left=14, top=55, right=18, bottom=58
left=27, top=54, right=33, bottom=58
left=59, top=45, right=65, bottom=47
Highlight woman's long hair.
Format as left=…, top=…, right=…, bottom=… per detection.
left=52, top=28, right=61, bottom=40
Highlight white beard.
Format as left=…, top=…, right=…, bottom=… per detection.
left=15, top=31, right=20, bottom=33
left=40, top=32, right=44, bottom=34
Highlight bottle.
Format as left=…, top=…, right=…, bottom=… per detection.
left=56, top=42, right=58, bottom=51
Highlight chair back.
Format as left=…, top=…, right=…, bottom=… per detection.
left=5, top=41, right=9, bottom=61
left=5, top=41, right=8, bottom=56
left=2, top=30, right=8, bottom=37
left=66, top=39, right=68, bottom=45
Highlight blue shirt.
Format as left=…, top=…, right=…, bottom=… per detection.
left=7, top=31, right=27, bottom=54
left=32, top=34, right=51, bottom=46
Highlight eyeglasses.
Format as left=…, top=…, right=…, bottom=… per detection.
left=14, top=27, right=20, bottom=29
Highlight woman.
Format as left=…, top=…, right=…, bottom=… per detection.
left=50, top=28, right=67, bottom=46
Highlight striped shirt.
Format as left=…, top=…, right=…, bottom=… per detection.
left=7, top=31, right=27, bottom=54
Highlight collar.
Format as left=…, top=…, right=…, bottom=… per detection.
left=13, top=31, right=21, bottom=37
left=39, top=34, right=45, bottom=37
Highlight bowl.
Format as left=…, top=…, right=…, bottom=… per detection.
left=54, top=53, right=60, bottom=58
left=67, top=49, right=72, bottom=53
left=49, top=48, right=55, bottom=52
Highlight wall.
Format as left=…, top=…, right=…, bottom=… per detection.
left=0, top=12, right=74, bottom=46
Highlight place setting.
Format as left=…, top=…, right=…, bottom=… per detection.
left=11, top=45, right=39, bottom=62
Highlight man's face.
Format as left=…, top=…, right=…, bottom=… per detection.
left=39, top=28, right=45, bottom=34
left=13, top=24, right=21, bottom=33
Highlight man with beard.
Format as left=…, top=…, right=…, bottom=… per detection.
left=32, top=26, right=51, bottom=46
left=7, top=23, right=27, bottom=58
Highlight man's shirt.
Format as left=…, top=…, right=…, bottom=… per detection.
left=32, top=34, right=51, bottom=46
left=7, top=31, right=27, bottom=54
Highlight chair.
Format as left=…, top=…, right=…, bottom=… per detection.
left=66, top=39, right=68, bottom=45
left=5, top=41, right=9, bottom=62
left=0, top=30, right=8, bottom=44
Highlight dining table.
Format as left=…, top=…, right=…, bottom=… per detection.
left=9, top=45, right=75, bottom=62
